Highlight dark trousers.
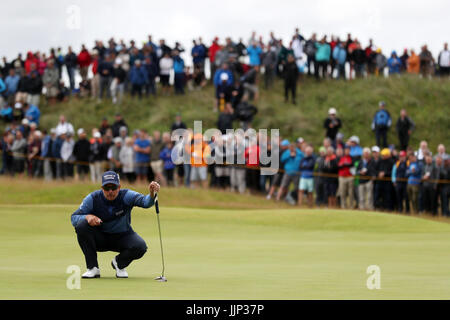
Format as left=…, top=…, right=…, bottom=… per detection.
left=75, top=219, right=147, bottom=269
left=315, top=179, right=326, bottom=205
left=379, top=181, right=394, bottom=210
left=398, top=133, right=410, bottom=151
left=174, top=73, right=185, bottom=94
left=395, top=183, right=409, bottom=213
left=423, top=185, right=437, bottom=214
left=315, top=61, right=328, bottom=80
left=439, top=185, right=449, bottom=216
left=67, top=67, right=75, bottom=91
left=131, top=84, right=143, bottom=99
left=307, top=56, right=315, bottom=75
left=375, top=127, right=388, bottom=148
left=336, top=64, right=346, bottom=80
left=284, top=81, right=296, bottom=103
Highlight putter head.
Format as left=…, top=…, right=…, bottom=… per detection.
left=155, top=276, right=167, bottom=282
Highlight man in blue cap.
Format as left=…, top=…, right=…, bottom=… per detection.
left=71, top=171, right=160, bottom=278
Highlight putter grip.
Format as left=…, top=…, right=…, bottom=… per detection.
left=155, top=194, right=160, bottom=214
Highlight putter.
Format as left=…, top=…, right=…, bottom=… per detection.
left=154, top=193, right=167, bottom=282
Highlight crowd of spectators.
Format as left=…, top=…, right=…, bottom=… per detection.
left=0, top=29, right=448, bottom=216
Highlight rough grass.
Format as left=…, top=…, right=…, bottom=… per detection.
left=4, top=76, right=448, bottom=151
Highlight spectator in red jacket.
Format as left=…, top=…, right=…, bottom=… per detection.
left=209, top=37, right=222, bottom=82
left=77, top=45, right=92, bottom=81
left=337, top=146, right=354, bottom=209
left=91, top=50, right=100, bottom=99
left=25, top=52, right=38, bottom=75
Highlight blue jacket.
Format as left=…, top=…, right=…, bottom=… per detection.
left=372, top=109, right=392, bottom=129
left=191, top=45, right=206, bottom=64
left=160, top=147, right=175, bottom=170
left=0, top=78, right=5, bottom=93
left=213, top=69, right=234, bottom=87
left=387, top=52, right=401, bottom=74
left=300, top=155, right=315, bottom=178
left=71, top=189, right=155, bottom=234
left=350, top=145, right=363, bottom=158
left=129, top=66, right=148, bottom=85
left=173, top=56, right=185, bottom=74
left=333, top=46, right=347, bottom=65
left=51, top=137, right=63, bottom=159
left=41, top=135, right=52, bottom=157
left=25, top=105, right=41, bottom=125
left=281, top=148, right=304, bottom=175
left=5, top=75, right=20, bottom=96
left=247, top=45, right=263, bottom=66
left=0, top=106, right=13, bottom=120
left=407, top=162, right=422, bottom=185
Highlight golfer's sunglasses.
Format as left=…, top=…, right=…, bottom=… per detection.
left=103, top=185, right=118, bottom=191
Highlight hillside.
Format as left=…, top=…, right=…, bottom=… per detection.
left=7, top=76, right=450, bottom=151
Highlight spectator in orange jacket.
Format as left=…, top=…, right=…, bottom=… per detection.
left=190, top=134, right=211, bottom=188
left=407, top=50, right=420, bottom=74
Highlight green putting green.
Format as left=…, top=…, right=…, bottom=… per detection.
left=1, top=204, right=450, bottom=299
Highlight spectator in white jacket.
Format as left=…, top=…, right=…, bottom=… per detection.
left=61, top=132, right=75, bottom=179
left=119, top=137, right=136, bottom=183
left=159, top=52, right=173, bottom=95
left=55, top=115, right=75, bottom=136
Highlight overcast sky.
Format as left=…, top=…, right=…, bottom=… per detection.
left=1, top=0, right=449, bottom=61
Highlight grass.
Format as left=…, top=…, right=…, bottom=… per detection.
left=3, top=76, right=448, bottom=152
left=2, top=181, right=450, bottom=299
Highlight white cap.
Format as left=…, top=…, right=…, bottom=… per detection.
left=77, top=128, right=85, bottom=136
left=220, top=73, right=229, bottom=81
left=371, top=146, right=380, bottom=153
left=328, top=108, right=337, bottom=115
left=114, top=137, right=122, bottom=144
left=34, top=130, right=42, bottom=138
left=29, top=122, right=37, bottom=128
left=115, top=58, right=123, bottom=65
left=297, top=137, right=304, bottom=144
left=50, top=128, right=57, bottom=134
left=22, top=118, right=29, bottom=125
left=349, top=135, right=360, bottom=145
left=93, top=132, right=101, bottom=138
left=15, top=102, right=22, bottom=109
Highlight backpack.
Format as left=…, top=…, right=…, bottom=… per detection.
left=375, top=110, right=389, bottom=127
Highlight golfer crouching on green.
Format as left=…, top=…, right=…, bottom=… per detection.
left=71, top=171, right=160, bottom=278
